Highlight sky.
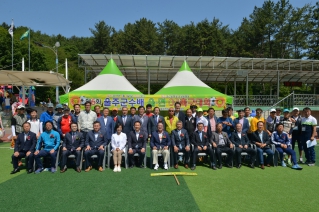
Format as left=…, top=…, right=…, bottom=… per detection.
left=0, top=0, right=315, bottom=38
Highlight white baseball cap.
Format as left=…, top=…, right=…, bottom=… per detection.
left=270, top=108, right=276, bottom=113
left=292, top=107, right=299, bottom=111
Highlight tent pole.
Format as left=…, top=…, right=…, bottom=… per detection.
left=246, top=74, right=248, bottom=106
left=22, top=58, right=25, bottom=106
left=148, top=68, right=150, bottom=95
left=234, top=76, right=236, bottom=97
left=85, top=67, right=87, bottom=84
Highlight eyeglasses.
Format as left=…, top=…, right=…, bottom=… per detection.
left=168, top=110, right=174, bottom=112
left=256, top=111, right=262, bottom=113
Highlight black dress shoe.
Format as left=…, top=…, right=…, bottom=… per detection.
left=10, top=168, right=20, bottom=174
left=237, top=164, right=242, bottom=169
left=218, top=165, right=222, bottom=169
left=191, top=166, right=196, bottom=170
left=249, top=164, right=255, bottom=169
left=27, top=169, right=33, bottom=174
left=139, top=165, right=144, bottom=168
left=129, top=165, right=135, bottom=168
left=226, top=164, right=233, bottom=168
left=212, top=166, right=217, bottom=170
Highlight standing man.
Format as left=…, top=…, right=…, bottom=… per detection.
left=206, top=108, right=218, bottom=139
left=174, top=102, right=186, bottom=126
left=121, top=106, right=133, bottom=135
left=94, top=105, right=101, bottom=118
left=171, top=121, right=190, bottom=169
left=60, top=122, right=84, bottom=173
left=148, top=107, right=165, bottom=137
left=127, top=121, right=148, bottom=168
left=271, top=123, right=302, bottom=170
left=275, top=108, right=282, bottom=123
left=145, top=104, right=154, bottom=118
left=290, top=107, right=303, bottom=163
left=57, top=107, right=76, bottom=138
left=300, top=107, right=317, bottom=166
left=196, top=108, right=208, bottom=132
left=244, top=107, right=252, bottom=125
left=53, top=104, right=64, bottom=130
left=251, top=121, right=274, bottom=169
left=84, top=121, right=108, bottom=172
left=130, top=107, right=137, bottom=117
left=78, top=101, right=97, bottom=139
left=133, top=106, right=150, bottom=135
left=34, top=121, right=61, bottom=174
left=97, top=107, right=114, bottom=143
left=164, top=107, right=179, bottom=134
left=73, top=104, right=81, bottom=123
left=217, top=109, right=234, bottom=137
left=184, top=109, right=196, bottom=141
left=233, top=109, right=249, bottom=134
left=249, top=108, right=266, bottom=133
left=150, top=122, right=171, bottom=170
left=40, top=103, right=54, bottom=131
left=111, top=107, right=123, bottom=130
left=227, top=107, right=236, bottom=120
left=190, top=103, right=197, bottom=117
left=11, top=105, right=28, bottom=148
left=231, top=123, right=256, bottom=168
left=27, top=109, right=42, bottom=138
left=266, top=109, right=278, bottom=136
left=10, top=122, right=36, bottom=174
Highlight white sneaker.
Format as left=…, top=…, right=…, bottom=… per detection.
left=113, top=166, right=118, bottom=172
left=118, top=166, right=121, bottom=172
left=164, top=163, right=168, bottom=170
left=154, top=164, right=159, bottom=170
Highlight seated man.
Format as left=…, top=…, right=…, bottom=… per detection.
left=171, top=121, right=190, bottom=169
left=150, top=122, right=171, bottom=170
left=272, top=123, right=302, bottom=170
left=191, top=122, right=215, bottom=170
left=128, top=121, right=148, bottom=168
left=60, top=122, right=84, bottom=173
left=84, top=121, right=108, bottom=172
left=34, top=121, right=61, bottom=174
left=230, top=123, right=256, bottom=169
left=251, top=121, right=274, bottom=169
left=11, top=122, right=37, bottom=174
left=211, top=123, right=234, bottom=169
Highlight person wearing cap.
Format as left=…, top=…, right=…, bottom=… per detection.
left=148, top=107, right=165, bottom=137
left=195, top=108, right=208, bottom=132
left=300, top=107, right=317, bottom=166
left=27, top=109, right=42, bottom=138
left=11, top=105, right=27, bottom=148
left=94, top=105, right=101, bottom=118
left=227, top=107, right=236, bottom=121
left=190, top=104, right=197, bottom=117
left=40, top=103, right=54, bottom=131
left=34, top=120, right=61, bottom=174
left=97, top=107, right=114, bottom=143
left=275, top=108, right=282, bottom=124
left=111, top=107, right=123, bottom=132
left=206, top=108, right=218, bottom=139
left=175, top=102, right=186, bottom=126
left=217, top=109, right=234, bottom=137
left=78, top=101, right=97, bottom=139
left=132, top=106, right=150, bottom=135
left=60, top=122, right=84, bottom=173
left=57, top=107, right=77, bottom=138
left=249, top=108, right=265, bottom=133
left=266, top=109, right=278, bottom=136
left=164, top=107, right=179, bottom=134
left=271, top=123, right=302, bottom=170
left=53, top=104, right=64, bottom=130
left=290, top=107, right=303, bottom=163
left=233, top=109, right=249, bottom=134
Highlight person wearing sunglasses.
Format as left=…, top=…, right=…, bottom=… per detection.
left=164, top=107, right=179, bottom=134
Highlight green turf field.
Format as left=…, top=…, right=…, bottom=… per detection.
left=1, top=142, right=319, bottom=212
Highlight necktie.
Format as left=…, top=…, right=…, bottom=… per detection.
left=199, top=132, right=202, bottom=142
left=123, top=116, right=126, bottom=126
left=155, top=115, right=158, bottom=124
left=178, top=130, right=181, bottom=139
left=24, top=134, right=27, bottom=142
left=72, top=133, right=75, bottom=143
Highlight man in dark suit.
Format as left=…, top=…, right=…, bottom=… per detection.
left=148, top=107, right=165, bottom=137
left=206, top=107, right=218, bottom=139
left=121, top=106, right=133, bottom=135
left=191, top=122, right=215, bottom=170
left=171, top=121, right=190, bottom=169
left=231, top=123, right=256, bottom=169
left=127, top=121, right=148, bottom=168
left=84, top=121, right=108, bottom=172
left=175, top=102, right=186, bottom=126
left=251, top=121, right=274, bottom=169
left=233, top=109, right=250, bottom=134
left=150, top=122, right=171, bottom=170
left=111, top=107, right=123, bottom=132
left=132, top=106, right=150, bottom=135
left=184, top=109, right=196, bottom=141
left=60, top=122, right=84, bottom=173
left=97, top=107, right=114, bottom=142
left=211, top=123, right=234, bottom=169
left=11, top=122, right=36, bottom=174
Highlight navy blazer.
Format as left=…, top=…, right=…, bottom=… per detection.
left=233, top=118, right=249, bottom=134
left=230, top=131, right=250, bottom=147
left=251, top=130, right=272, bottom=147
left=14, top=131, right=37, bottom=153
left=148, top=114, right=165, bottom=135
left=85, top=130, right=108, bottom=148
left=191, top=131, right=209, bottom=147
left=121, top=115, right=133, bottom=135
left=171, top=129, right=190, bottom=148
left=127, top=130, right=148, bottom=149
left=176, top=111, right=186, bottom=126
left=63, top=131, right=84, bottom=150
left=97, top=116, right=114, bottom=141
left=150, top=131, right=171, bottom=149
left=206, top=115, right=218, bottom=139
left=112, top=115, right=123, bottom=133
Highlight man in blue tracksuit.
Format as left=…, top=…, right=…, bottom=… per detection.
left=272, top=123, right=302, bottom=170
left=34, top=120, right=60, bottom=174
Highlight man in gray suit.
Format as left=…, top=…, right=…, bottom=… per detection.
left=148, top=107, right=165, bottom=137
left=171, top=121, right=190, bottom=169
left=121, top=106, right=133, bottom=135
left=132, top=106, right=150, bottom=135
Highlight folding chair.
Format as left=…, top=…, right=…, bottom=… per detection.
left=273, top=144, right=291, bottom=167
left=60, top=149, right=83, bottom=170
left=253, top=144, right=275, bottom=166
left=170, top=148, right=190, bottom=167
left=33, top=145, right=61, bottom=170
left=83, top=146, right=107, bottom=170
left=191, top=144, right=212, bottom=166
left=107, top=143, right=128, bottom=169
left=233, top=144, right=255, bottom=166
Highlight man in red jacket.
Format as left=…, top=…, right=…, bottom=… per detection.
left=57, top=107, right=76, bottom=138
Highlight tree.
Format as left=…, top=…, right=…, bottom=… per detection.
left=89, top=21, right=114, bottom=54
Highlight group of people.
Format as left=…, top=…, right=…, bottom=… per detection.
left=10, top=101, right=316, bottom=174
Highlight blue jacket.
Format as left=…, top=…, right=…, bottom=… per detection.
left=40, top=111, right=54, bottom=124
left=36, top=130, right=60, bottom=151
left=85, top=130, right=108, bottom=148
left=97, top=116, right=114, bottom=141
left=271, top=131, right=290, bottom=147
left=150, top=130, right=171, bottom=149
left=217, top=117, right=234, bottom=137
left=233, top=118, right=250, bottom=134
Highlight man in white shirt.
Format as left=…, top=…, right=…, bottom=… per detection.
left=78, top=101, right=97, bottom=139
left=196, top=108, right=208, bottom=132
